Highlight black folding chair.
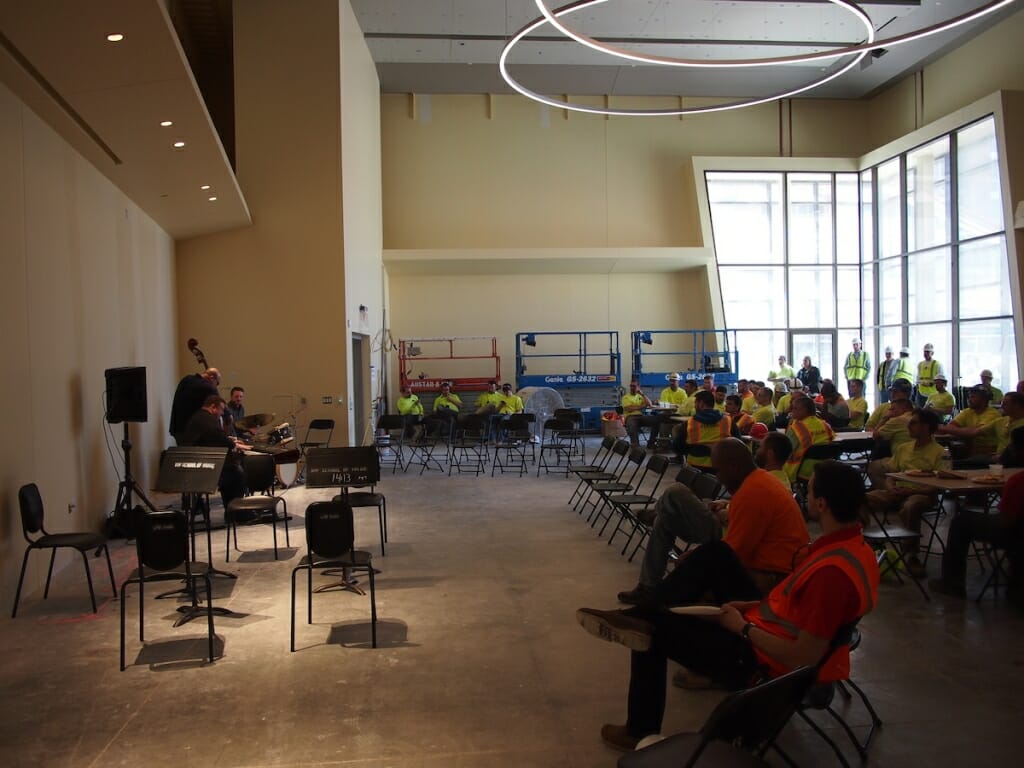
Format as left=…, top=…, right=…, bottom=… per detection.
left=605, top=454, right=673, bottom=552
left=290, top=500, right=377, bottom=651
left=796, top=622, right=883, bottom=766
left=537, top=417, right=577, bottom=476
left=120, top=510, right=216, bottom=670
left=448, top=414, right=490, bottom=476
left=12, top=483, right=117, bottom=618
left=618, top=666, right=818, bottom=768
left=572, top=439, right=631, bottom=514
left=374, top=414, right=407, bottom=474
left=863, top=501, right=930, bottom=600
left=225, top=453, right=290, bottom=561
left=492, top=413, right=534, bottom=477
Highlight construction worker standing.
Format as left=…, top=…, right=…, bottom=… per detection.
left=916, top=343, right=945, bottom=408
left=894, top=346, right=915, bottom=392
left=844, top=338, right=871, bottom=388
left=876, top=346, right=898, bottom=404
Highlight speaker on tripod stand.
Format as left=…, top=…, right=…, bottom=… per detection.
left=106, top=367, right=154, bottom=538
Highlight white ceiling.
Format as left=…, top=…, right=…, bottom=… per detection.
left=0, top=1, right=1017, bottom=244
left=0, top=0, right=248, bottom=241
left=350, top=0, right=1020, bottom=100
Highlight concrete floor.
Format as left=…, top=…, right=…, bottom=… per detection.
left=4, top=443, right=1024, bottom=767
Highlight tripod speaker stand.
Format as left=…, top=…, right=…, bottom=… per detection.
left=106, top=367, right=158, bottom=538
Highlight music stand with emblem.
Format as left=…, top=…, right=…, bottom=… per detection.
left=305, top=447, right=381, bottom=595
left=155, top=449, right=238, bottom=622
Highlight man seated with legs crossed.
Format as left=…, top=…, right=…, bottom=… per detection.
left=577, top=461, right=880, bottom=752
left=617, top=438, right=808, bottom=608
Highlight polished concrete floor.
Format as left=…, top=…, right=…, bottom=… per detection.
left=4, top=444, right=1024, bottom=767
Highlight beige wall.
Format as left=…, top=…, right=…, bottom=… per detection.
left=175, top=0, right=383, bottom=445
left=387, top=270, right=712, bottom=387
left=381, top=95, right=877, bottom=251
left=0, top=82, right=177, bottom=608
left=341, top=0, right=384, bottom=439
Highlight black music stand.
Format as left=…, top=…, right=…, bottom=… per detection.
left=305, top=447, right=380, bottom=595
left=156, top=448, right=236, bottom=623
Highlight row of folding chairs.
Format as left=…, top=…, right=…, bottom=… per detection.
left=564, top=437, right=723, bottom=562
left=372, top=411, right=589, bottom=478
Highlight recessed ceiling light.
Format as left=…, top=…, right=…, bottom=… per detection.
left=208, top=196, right=218, bottom=202
left=173, top=141, right=185, bottom=148
left=160, top=120, right=173, bottom=127
left=106, top=33, right=124, bottom=42
left=200, top=184, right=211, bottom=190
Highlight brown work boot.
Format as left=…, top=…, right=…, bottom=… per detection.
left=601, top=723, right=641, bottom=752
left=672, top=666, right=721, bottom=690
left=616, top=583, right=657, bottom=606
left=576, top=608, right=653, bottom=651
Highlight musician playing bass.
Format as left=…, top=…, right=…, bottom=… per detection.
left=169, top=367, right=221, bottom=444
left=180, top=395, right=251, bottom=506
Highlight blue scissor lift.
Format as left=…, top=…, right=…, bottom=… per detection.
left=515, top=331, right=622, bottom=431
left=631, top=329, right=739, bottom=390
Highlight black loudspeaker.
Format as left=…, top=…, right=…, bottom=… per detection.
left=105, top=366, right=148, bottom=423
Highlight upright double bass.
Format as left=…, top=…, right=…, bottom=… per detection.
left=187, top=337, right=209, bottom=369
left=185, top=337, right=233, bottom=435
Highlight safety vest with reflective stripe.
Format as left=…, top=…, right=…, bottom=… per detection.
left=893, top=358, right=915, bottom=384
left=784, top=416, right=834, bottom=480
left=686, top=414, right=733, bottom=468
left=747, top=533, right=880, bottom=682
left=917, top=359, right=942, bottom=397
left=844, top=351, right=870, bottom=382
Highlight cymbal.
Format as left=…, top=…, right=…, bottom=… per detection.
left=235, top=412, right=276, bottom=430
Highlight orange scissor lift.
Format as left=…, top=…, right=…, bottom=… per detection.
left=398, top=337, right=502, bottom=402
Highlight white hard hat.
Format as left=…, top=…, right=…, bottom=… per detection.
left=884, top=346, right=893, bottom=354
left=668, top=372, right=681, bottom=381
left=852, top=338, right=863, bottom=345
left=924, top=343, right=934, bottom=352
left=900, top=346, right=910, bottom=355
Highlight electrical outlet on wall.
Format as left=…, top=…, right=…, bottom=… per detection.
left=321, top=396, right=332, bottom=405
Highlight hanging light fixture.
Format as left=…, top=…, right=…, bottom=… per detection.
left=499, top=0, right=1019, bottom=117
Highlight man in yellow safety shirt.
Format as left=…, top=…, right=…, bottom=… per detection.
left=622, top=379, right=653, bottom=447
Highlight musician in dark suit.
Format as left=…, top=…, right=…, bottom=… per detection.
left=169, top=367, right=221, bottom=443
left=180, top=394, right=250, bottom=506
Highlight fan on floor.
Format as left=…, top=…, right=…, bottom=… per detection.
left=518, top=386, right=565, bottom=433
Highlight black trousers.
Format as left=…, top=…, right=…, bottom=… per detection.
left=623, top=541, right=764, bottom=737
left=942, top=510, right=1022, bottom=596
left=651, top=539, right=763, bottom=606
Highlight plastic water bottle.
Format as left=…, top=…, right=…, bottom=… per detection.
left=940, top=447, right=952, bottom=473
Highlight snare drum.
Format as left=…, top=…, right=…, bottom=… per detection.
left=267, top=422, right=293, bottom=445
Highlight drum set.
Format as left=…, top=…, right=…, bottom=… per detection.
left=236, top=413, right=300, bottom=487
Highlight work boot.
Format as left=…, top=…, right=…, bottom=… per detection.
left=616, top=583, right=657, bottom=606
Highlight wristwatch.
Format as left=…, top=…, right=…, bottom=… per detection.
left=741, top=622, right=755, bottom=640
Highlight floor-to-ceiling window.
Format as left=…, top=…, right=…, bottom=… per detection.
left=706, top=114, right=1016, bottom=407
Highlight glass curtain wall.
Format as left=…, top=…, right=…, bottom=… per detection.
left=707, top=114, right=1016, bottom=408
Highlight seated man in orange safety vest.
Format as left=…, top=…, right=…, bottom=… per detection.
left=670, top=389, right=737, bottom=468
left=575, top=460, right=880, bottom=752
left=785, top=394, right=835, bottom=482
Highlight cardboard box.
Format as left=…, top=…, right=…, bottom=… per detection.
left=601, top=419, right=627, bottom=438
